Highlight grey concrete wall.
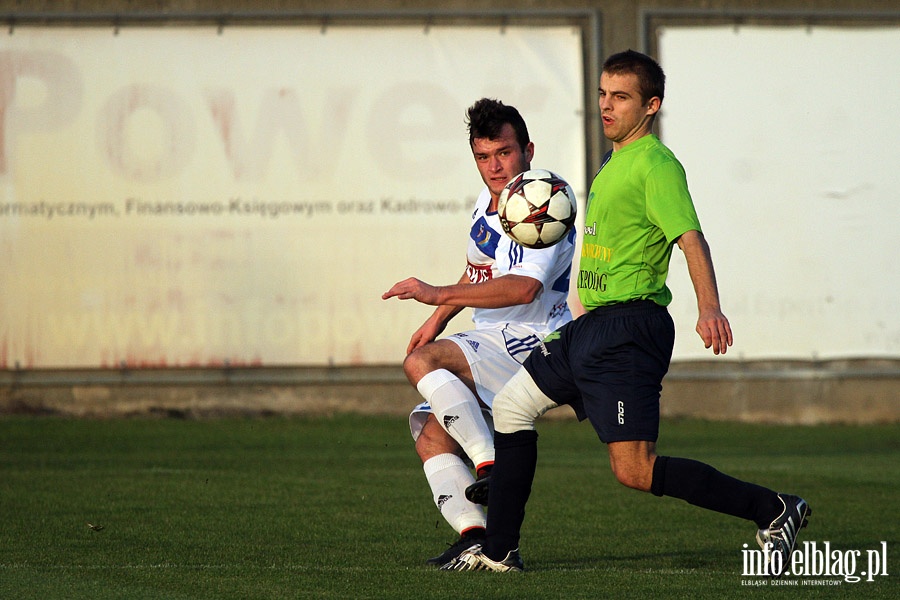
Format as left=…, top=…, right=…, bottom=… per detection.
left=1, top=361, right=897, bottom=423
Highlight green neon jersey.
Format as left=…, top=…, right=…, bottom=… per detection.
left=578, top=135, right=701, bottom=309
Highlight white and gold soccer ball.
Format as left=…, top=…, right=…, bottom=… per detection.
left=497, top=169, right=576, bottom=249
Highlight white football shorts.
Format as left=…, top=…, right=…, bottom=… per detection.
left=408, top=322, right=547, bottom=441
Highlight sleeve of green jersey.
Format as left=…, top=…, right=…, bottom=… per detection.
left=645, top=159, right=703, bottom=243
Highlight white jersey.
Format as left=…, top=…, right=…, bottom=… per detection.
left=465, top=187, right=575, bottom=333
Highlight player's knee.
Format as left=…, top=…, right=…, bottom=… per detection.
left=612, top=469, right=646, bottom=491
left=403, top=345, right=459, bottom=386
left=610, top=462, right=653, bottom=492
left=492, top=369, right=557, bottom=434
left=401, top=349, right=429, bottom=383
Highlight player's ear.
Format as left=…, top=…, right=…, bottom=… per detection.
left=646, top=97, right=661, bottom=115
left=524, top=141, right=535, bottom=163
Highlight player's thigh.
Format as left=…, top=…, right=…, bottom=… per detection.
left=491, top=367, right=559, bottom=434
left=577, top=308, right=673, bottom=443
left=521, top=320, right=582, bottom=411
left=403, top=338, right=474, bottom=385
left=446, top=324, right=544, bottom=407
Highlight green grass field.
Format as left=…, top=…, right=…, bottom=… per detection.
left=0, top=414, right=897, bottom=599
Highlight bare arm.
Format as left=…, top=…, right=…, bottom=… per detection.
left=382, top=273, right=542, bottom=309
left=383, top=271, right=542, bottom=354
left=676, top=229, right=733, bottom=355
left=420, top=271, right=471, bottom=332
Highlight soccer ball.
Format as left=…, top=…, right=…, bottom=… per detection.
left=497, top=169, right=577, bottom=249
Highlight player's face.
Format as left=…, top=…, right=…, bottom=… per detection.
left=471, top=123, right=534, bottom=203
left=598, top=72, right=660, bottom=150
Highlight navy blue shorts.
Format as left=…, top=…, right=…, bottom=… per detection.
left=524, top=300, right=675, bottom=443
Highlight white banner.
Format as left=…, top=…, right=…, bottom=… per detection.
left=659, top=26, right=900, bottom=360
left=0, top=24, right=585, bottom=368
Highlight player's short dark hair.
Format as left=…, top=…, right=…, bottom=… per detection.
left=602, top=50, right=666, bottom=104
left=465, top=98, right=530, bottom=150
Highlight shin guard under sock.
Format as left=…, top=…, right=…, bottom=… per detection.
left=417, top=369, right=494, bottom=468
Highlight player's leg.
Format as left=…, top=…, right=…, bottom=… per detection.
left=444, top=367, right=558, bottom=571
left=648, top=451, right=810, bottom=576
left=604, top=437, right=791, bottom=516
left=478, top=367, right=558, bottom=563
left=405, top=339, right=495, bottom=473
left=406, top=339, right=496, bottom=565
left=588, top=411, right=810, bottom=576
left=445, top=322, right=583, bottom=571
left=606, top=439, right=656, bottom=491
left=597, top=303, right=810, bottom=575
left=440, top=323, right=552, bottom=478
left=607, top=438, right=810, bottom=575
left=410, top=407, right=487, bottom=565
left=430, top=323, right=572, bottom=570
left=414, top=414, right=482, bottom=532
left=604, top=435, right=787, bottom=526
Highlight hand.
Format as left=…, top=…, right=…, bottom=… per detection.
left=382, top=277, right=443, bottom=306
left=406, top=320, right=443, bottom=354
left=696, top=308, right=733, bottom=355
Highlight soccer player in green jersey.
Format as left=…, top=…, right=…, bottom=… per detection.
left=443, top=50, right=810, bottom=576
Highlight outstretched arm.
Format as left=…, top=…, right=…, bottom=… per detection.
left=383, top=272, right=543, bottom=354
left=676, top=230, right=733, bottom=355
left=382, top=273, right=542, bottom=309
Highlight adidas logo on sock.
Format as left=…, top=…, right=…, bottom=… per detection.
left=443, top=415, right=460, bottom=429
left=437, top=494, right=453, bottom=509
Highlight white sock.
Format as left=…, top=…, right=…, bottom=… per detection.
left=423, top=453, right=486, bottom=534
left=417, top=369, right=495, bottom=470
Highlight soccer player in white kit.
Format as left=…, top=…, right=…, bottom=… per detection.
left=382, top=98, right=576, bottom=566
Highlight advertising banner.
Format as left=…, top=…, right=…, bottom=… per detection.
left=0, top=24, right=585, bottom=368
left=659, top=26, right=900, bottom=359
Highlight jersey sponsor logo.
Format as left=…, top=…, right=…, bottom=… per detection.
left=470, top=216, right=499, bottom=258
left=582, top=241, right=612, bottom=262
left=578, top=269, right=608, bottom=292
left=466, top=261, right=493, bottom=284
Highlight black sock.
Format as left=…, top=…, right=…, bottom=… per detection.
left=651, top=455, right=781, bottom=528
left=483, top=430, right=538, bottom=561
